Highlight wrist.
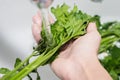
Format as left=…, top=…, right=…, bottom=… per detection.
left=81, top=54, right=99, bottom=66
left=79, top=54, right=112, bottom=80
left=61, top=69, right=88, bottom=80
left=60, top=61, right=88, bottom=80
left=77, top=52, right=99, bottom=66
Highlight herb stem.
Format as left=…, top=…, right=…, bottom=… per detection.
left=1, top=51, right=38, bottom=80
left=9, top=45, right=60, bottom=80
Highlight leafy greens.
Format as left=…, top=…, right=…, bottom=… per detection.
left=99, top=22, right=120, bottom=80
left=0, top=4, right=120, bottom=80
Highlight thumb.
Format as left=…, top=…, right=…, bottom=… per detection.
left=87, top=22, right=97, bottom=33
left=85, top=22, right=101, bottom=48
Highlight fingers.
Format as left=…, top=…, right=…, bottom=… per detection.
left=48, top=13, right=54, bottom=24
left=32, top=24, right=41, bottom=43
left=85, top=22, right=101, bottom=52
left=32, top=11, right=42, bottom=43
left=32, top=11, right=42, bottom=26
left=32, top=11, right=55, bottom=43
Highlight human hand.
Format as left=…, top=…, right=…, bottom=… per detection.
left=32, top=12, right=112, bottom=80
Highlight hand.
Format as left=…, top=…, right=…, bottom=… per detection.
left=32, top=12, right=112, bottom=80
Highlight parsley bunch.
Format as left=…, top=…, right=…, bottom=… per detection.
left=0, top=4, right=97, bottom=80
left=0, top=4, right=120, bottom=80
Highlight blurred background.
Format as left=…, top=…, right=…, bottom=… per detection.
left=0, top=0, right=120, bottom=80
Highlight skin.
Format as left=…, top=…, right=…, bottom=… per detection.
left=32, top=11, right=113, bottom=80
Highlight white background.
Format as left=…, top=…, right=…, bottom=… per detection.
left=0, top=0, right=120, bottom=80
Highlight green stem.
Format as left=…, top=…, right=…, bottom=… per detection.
left=9, top=37, right=71, bottom=80
left=1, top=51, right=38, bottom=80
left=10, top=46, right=60, bottom=80
left=1, top=26, right=86, bottom=80
left=101, top=36, right=116, bottom=44
left=101, top=31, right=120, bottom=38
left=99, top=36, right=120, bottom=53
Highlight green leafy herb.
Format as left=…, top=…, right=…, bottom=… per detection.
left=0, top=68, right=11, bottom=75
left=99, top=22, right=120, bottom=80
left=0, top=4, right=120, bottom=80
left=14, top=58, right=22, bottom=68
left=0, top=4, right=97, bottom=80
left=100, top=45, right=120, bottom=80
